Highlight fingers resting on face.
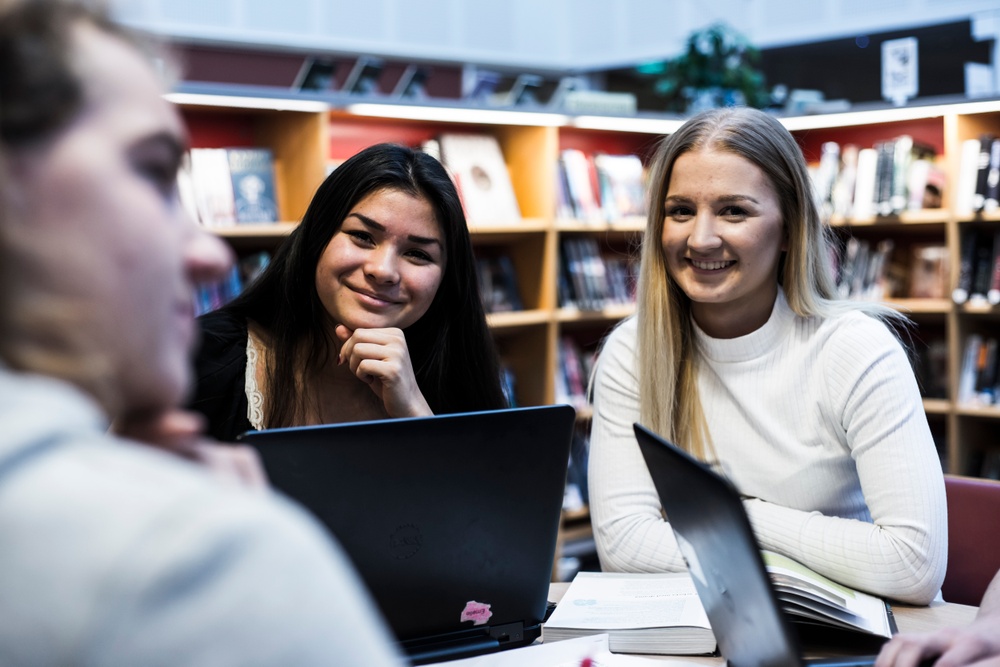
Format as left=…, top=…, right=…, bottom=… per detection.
left=335, top=324, right=432, bottom=418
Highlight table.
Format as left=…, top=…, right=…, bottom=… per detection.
left=547, top=583, right=979, bottom=664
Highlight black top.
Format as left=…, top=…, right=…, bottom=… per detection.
left=189, top=310, right=253, bottom=442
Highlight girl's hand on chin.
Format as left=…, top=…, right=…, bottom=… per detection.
left=336, top=324, right=433, bottom=418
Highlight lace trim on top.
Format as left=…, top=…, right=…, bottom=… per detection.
left=245, top=333, right=265, bottom=431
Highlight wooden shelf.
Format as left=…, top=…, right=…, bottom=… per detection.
left=182, top=88, right=1000, bottom=479
left=485, top=309, right=552, bottom=330
left=211, top=222, right=298, bottom=239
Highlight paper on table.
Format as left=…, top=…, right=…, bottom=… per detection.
left=426, top=634, right=702, bottom=666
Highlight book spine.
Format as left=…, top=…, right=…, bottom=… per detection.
left=970, top=231, right=996, bottom=302
left=958, top=334, right=983, bottom=404
left=890, top=136, right=912, bottom=213
left=986, top=138, right=1000, bottom=212
left=989, top=230, right=1000, bottom=306
left=957, top=139, right=983, bottom=216
left=973, top=135, right=994, bottom=212
left=952, top=231, right=978, bottom=304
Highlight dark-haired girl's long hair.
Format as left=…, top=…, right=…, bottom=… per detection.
left=220, top=142, right=508, bottom=427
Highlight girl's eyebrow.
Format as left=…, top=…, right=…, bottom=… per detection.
left=665, top=194, right=760, bottom=204
left=347, top=212, right=443, bottom=248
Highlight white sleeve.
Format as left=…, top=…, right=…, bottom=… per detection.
left=87, top=491, right=406, bottom=667
left=745, top=319, right=948, bottom=605
left=588, top=320, right=688, bottom=573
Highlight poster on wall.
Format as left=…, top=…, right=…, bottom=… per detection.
left=882, top=37, right=919, bottom=106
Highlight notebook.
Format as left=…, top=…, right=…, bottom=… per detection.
left=632, top=423, right=893, bottom=667
left=239, top=405, right=576, bottom=664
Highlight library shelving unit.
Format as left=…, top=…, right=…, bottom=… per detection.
left=171, top=84, right=1000, bottom=568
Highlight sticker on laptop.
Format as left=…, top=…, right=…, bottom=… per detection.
left=460, top=600, right=493, bottom=625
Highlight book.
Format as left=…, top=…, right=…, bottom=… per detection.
left=908, top=244, right=950, bottom=299
left=956, top=138, right=983, bottom=215
left=914, top=337, right=949, bottom=400
left=988, top=229, right=1000, bottom=305
left=970, top=230, right=996, bottom=304
left=762, top=552, right=894, bottom=641
left=953, top=230, right=978, bottom=304
left=189, top=147, right=237, bottom=227
left=476, top=255, right=523, bottom=313
left=852, top=148, right=879, bottom=219
left=227, top=148, right=279, bottom=224
left=559, top=149, right=603, bottom=224
left=542, top=571, right=717, bottom=655
left=438, top=133, right=522, bottom=225
left=593, top=153, right=647, bottom=220
left=985, top=137, right=1000, bottom=211
left=958, top=334, right=984, bottom=404
left=973, top=135, right=995, bottom=212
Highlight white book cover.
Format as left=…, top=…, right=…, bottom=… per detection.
left=852, top=148, right=879, bottom=219
left=189, top=147, right=237, bottom=227
left=542, top=572, right=715, bottom=656
left=957, top=138, right=984, bottom=216
left=439, top=133, right=521, bottom=225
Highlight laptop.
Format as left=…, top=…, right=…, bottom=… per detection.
left=632, top=423, right=893, bottom=667
left=239, top=405, right=576, bottom=664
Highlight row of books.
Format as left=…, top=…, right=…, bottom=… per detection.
left=956, top=135, right=1000, bottom=215
left=810, top=136, right=944, bottom=221
left=555, top=336, right=597, bottom=411
left=830, top=237, right=897, bottom=301
left=556, top=150, right=647, bottom=223
left=194, top=251, right=271, bottom=317
left=830, top=237, right=954, bottom=302
left=180, top=148, right=280, bottom=227
left=958, top=334, right=999, bottom=408
left=953, top=228, right=1000, bottom=305
left=476, top=255, right=523, bottom=313
left=559, top=238, right=638, bottom=310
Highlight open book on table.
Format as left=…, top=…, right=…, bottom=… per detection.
left=763, top=551, right=895, bottom=641
left=541, top=571, right=716, bottom=656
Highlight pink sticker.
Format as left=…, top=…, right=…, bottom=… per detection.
left=460, top=600, right=493, bottom=626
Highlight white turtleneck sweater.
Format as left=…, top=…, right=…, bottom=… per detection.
left=588, top=290, right=947, bottom=605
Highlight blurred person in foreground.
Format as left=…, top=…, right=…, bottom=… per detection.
left=0, top=1, right=402, bottom=664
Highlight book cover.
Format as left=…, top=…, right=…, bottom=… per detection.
left=189, top=147, right=237, bottom=227
left=908, top=244, right=950, bottom=299
left=559, top=149, right=603, bottom=224
left=956, top=138, right=983, bottom=215
left=831, top=144, right=859, bottom=219
left=227, top=148, right=279, bottom=224
left=439, top=133, right=522, bottom=225
left=594, top=153, right=647, bottom=220
left=852, top=148, right=879, bottom=219
left=985, top=137, right=1000, bottom=211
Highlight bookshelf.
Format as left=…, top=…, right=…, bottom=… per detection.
left=175, top=89, right=1000, bottom=554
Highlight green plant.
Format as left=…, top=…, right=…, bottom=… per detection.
left=637, top=23, right=770, bottom=114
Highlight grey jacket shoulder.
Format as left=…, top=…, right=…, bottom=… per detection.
left=0, top=368, right=402, bottom=667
